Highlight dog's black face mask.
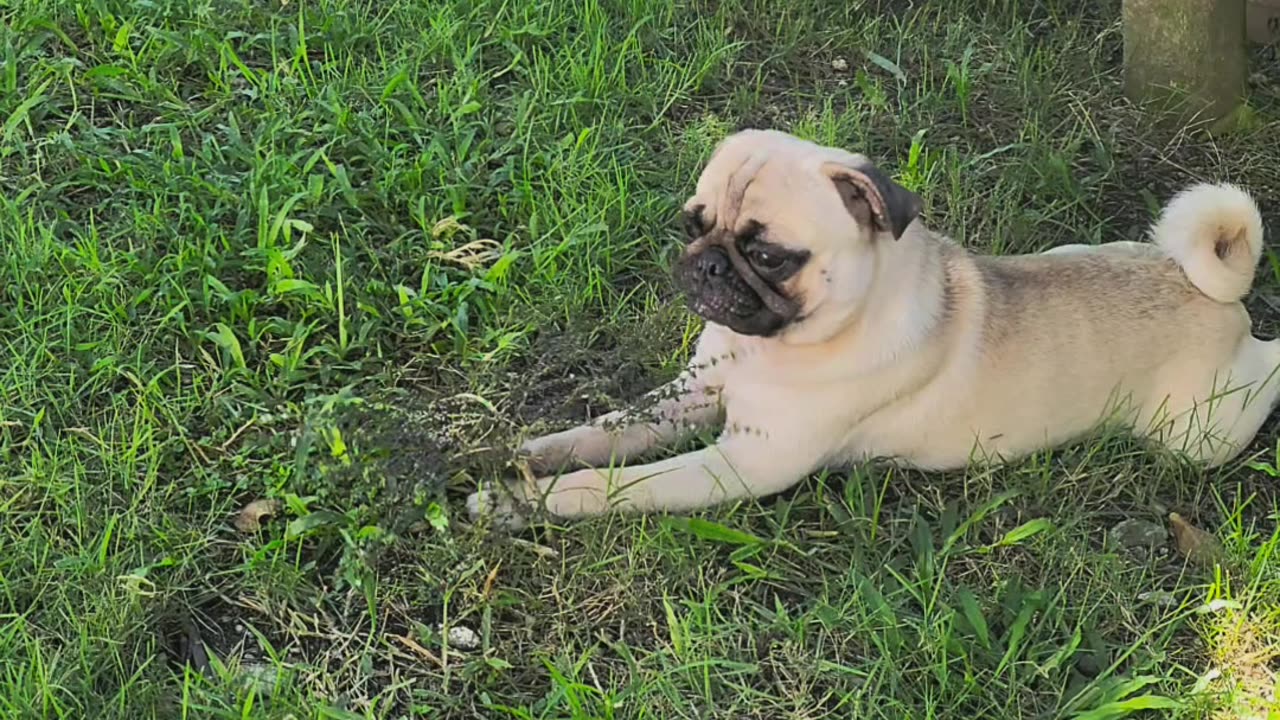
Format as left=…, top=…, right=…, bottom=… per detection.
left=673, top=208, right=810, bottom=337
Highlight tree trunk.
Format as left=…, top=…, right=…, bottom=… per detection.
left=1122, top=0, right=1248, bottom=125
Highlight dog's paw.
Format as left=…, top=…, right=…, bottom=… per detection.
left=519, top=428, right=592, bottom=472
left=466, top=484, right=533, bottom=531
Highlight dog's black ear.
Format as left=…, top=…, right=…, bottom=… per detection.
left=824, top=160, right=921, bottom=240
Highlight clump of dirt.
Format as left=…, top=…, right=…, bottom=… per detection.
left=497, top=331, right=652, bottom=428
left=493, top=310, right=689, bottom=429
left=155, top=585, right=444, bottom=708
left=288, top=398, right=458, bottom=519
left=254, top=306, right=690, bottom=528
left=156, top=593, right=311, bottom=688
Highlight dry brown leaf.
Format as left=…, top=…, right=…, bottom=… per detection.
left=236, top=499, right=283, bottom=533
left=1169, top=512, right=1227, bottom=568
left=482, top=561, right=501, bottom=601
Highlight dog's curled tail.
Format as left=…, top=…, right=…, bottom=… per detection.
left=1152, top=182, right=1265, bottom=303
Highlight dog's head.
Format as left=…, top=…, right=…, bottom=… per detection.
left=673, top=129, right=922, bottom=342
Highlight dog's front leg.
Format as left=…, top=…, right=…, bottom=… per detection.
left=520, top=366, right=724, bottom=472
left=469, top=435, right=816, bottom=527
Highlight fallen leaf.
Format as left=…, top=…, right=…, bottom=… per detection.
left=482, top=561, right=501, bottom=600
left=236, top=499, right=283, bottom=533
left=1169, top=512, right=1226, bottom=568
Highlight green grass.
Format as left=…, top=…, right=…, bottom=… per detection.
left=2, top=0, right=1279, bottom=717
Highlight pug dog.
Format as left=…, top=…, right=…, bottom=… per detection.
left=468, top=129, right=1278, bottom=529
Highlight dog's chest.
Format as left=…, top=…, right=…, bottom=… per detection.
left=715, top=356, right=853, bottom=442
left=708, top=333, right=957, bottom=457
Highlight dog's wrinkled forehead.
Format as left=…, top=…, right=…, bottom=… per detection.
left=689, top=130, right=862, bottom=231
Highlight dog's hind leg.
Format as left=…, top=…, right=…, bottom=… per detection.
left=1043, top=241, right=1165, bottom=259
left=1148, top=337, right=1280, bottom=468
left=1206, top=337, right=1280, bottom=466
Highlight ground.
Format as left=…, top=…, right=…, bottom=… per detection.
left=1, top=0, right=1279, bottom=718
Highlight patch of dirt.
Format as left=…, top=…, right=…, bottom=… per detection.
left=220, top=302, right=695, bottom=536
left=288, top=398, right=460, bottom=519
left=155, top=592, right=322, bottom=689
left=496, top=325, right=664, bottom=427
left=414, top=305, right=693, bottom=464
left=155, top=586, right=448, bottom=708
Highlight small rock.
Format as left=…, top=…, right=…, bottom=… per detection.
left=444, top=625, right=480, bottom=651
left=1108, top=518, right=1168, bottom=561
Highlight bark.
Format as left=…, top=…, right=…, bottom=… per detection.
left=1122, top=0, right=1248, bottom=125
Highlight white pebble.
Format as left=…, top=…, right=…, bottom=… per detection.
left=445, top=625, right=480, bottom=651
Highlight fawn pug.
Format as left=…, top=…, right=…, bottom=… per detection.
left=469, top=129, right=1278, bottom=529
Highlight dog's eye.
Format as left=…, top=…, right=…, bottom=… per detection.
left=748, top=247, right=786, bottom=271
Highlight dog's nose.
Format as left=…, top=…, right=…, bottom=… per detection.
left=697, top=248, right=730, bottom=278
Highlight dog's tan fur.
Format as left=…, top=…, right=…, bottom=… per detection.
left=468, top=129, right=1279, bottom=528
